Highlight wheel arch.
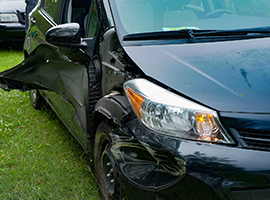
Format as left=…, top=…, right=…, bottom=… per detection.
left=90, top=92, right=134, bottom=144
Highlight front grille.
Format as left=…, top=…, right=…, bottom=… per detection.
left=233, top=128, right=270, bottom=151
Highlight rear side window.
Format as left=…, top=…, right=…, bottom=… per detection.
left=43, top=0, right=63, bottom=23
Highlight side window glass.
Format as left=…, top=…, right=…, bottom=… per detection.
left=87, top=3, right=98, bottom=38
left=43, top=0, right=63, bottom=22
left=43, top=0, right=58, bottom=18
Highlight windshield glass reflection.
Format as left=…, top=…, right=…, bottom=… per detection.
left=110, top=0, right=270, bottom=36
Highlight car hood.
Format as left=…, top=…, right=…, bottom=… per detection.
left=0, top=0, right=25, bottom=13
left=124, top=37, right=270, bottom=113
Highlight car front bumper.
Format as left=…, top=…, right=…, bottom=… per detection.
left=111, top=118, right=270, bottom=200
left=0, top=23, right=25, bottom=43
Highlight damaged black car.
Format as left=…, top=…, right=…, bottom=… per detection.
left=1, top=0, right=270, bottom=199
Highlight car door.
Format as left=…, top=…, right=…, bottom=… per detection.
left=1, top=0, right=100, bottom=150
left=25, top=0, right=63, bottom=54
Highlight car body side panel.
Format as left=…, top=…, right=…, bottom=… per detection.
left=25, top=6, right=56, bottom=54
left=0, top=43, right=90, bottom=148
left=42, top=90, right=88, bottom=148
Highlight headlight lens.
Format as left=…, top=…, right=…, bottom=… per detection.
left=124, top=79, right=234, bottom=144
left=0, top=13, right=19, bottom=23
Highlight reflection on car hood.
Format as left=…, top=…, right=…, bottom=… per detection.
left=0, top=1, right=25, bottom=13
left=124, top=37, right=270, bottom=113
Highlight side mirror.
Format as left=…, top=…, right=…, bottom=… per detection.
left=46, top=23, right=81, bottom=45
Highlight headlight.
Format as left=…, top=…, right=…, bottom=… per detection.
left=124, top=79, right=234, bottom=144
left=0, top=13, right=19, bottom=23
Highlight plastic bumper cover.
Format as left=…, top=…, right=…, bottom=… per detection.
left=110, top=119, right=270, bottom=200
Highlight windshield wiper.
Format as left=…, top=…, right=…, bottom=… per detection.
left=123, top=27, right=270, bottom=41
left=192, top=27, right=270, bottom=37
left=123, top=30, right=194, bottom=41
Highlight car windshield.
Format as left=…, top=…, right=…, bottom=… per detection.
left=110, top=0, right=270, bottom=38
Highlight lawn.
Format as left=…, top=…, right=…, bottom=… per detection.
left=0, top=48, right=100, bottom=199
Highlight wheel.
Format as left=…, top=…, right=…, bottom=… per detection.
left=94, top=121, right=120, bottom=200
left=203, top=9, right=232, bottom=19
left=29, top=90, right=46, bottom=110
left=94, top=121, right=116, bottom=200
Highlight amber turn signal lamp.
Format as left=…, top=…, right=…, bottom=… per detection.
left=126, top=87, right=145, bottom=118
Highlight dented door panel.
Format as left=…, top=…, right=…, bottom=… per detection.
left=0, top=43, right=90, bottom=148
left=42, top=90, right=88, bottom=148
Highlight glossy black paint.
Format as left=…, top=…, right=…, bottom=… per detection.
left=0, top=43, right=90, bottom=148
left=0, top=0, right=270, bottom=199
left=124, top=37, right=270, bottom=113
left=46, top=23, right=81, bottom=45
left=111, top=118, right=270, bottom=200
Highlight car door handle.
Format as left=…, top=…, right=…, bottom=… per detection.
left=31, top=17, right=36, bottom=24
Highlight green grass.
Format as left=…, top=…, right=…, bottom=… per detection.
left=0, top=49, right=100, bottom=199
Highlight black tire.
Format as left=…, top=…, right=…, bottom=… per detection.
left=94, top=121, right=118, bottom=200
left=29, top=90, right=46, bottom=110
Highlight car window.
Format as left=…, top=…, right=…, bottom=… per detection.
left=87, top=2, right=98, bottom=38
left=43, top=0, right=63, bottom=23
left=43, top=0, right=57, bottom=18
left=60, top=0, right=93, bottom=37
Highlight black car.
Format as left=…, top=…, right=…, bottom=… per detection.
left=1, top=0, right=270, bottom=199
left=0, top=0, right=25, bottom=47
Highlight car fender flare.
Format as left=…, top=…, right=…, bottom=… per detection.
left=93, top=91, right=134, bottom=127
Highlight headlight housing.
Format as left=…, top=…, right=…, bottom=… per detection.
left=0, top=13, right=19, bottom=23
left=124, top=79, right=234, bottom=144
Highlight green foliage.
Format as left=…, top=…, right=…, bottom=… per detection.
left=0, top=49, right=100, bottom=199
